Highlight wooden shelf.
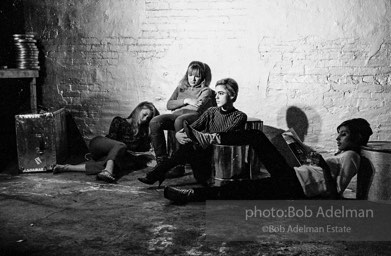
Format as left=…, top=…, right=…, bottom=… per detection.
left=0, top=68, right=39, bottom=113
left=0, top=68, right=39, bottom=78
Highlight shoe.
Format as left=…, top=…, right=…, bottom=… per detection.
left=53, top=164, right=68, bottom=174
left=164, top=186, right=196, bottom=204
left=138, top=157, right=178, bottom=187
left=138, top=175, right=165, bottom=187
left=138, top=164, right=167, bottom=187
left=97, top=170, right=116, bottom=183
left=183, top=121, right=201, bottom=146
left=156, top=156, right=168, bottom=165
left=165, top=165, right=186, bottom=179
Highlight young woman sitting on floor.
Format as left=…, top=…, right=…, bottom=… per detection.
left=53, top=101, right=159, bottom=183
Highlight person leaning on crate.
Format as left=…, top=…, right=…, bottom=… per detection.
left=53, top=101, right=159, bottom=183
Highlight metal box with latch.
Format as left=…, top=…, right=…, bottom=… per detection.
left=15, top=108, right=68, bottom=173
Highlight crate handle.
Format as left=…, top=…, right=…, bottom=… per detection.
left=35, top=133, right=45, bottom=155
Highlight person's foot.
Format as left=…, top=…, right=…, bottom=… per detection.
left=165, top=165, right=186, bottom=179
left=96, top=170, right=116, bottom=183
left=53, top=164, right=68, bottom=174
left=138, top=159, right=174, bottom=187
left=164, top=186, right=197, bottom=204
left=138, top=174, right=165, bottom=187
left=156, top=156, right=169, bottom=165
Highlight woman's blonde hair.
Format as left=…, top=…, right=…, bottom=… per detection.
left=215, top=78, right=239, bottom=102
left=127, top=101, right=159, bottom=137
left=178, top=61, right=212, bottom=89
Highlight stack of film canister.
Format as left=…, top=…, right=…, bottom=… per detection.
left=13, top=33, right=40, bottom=70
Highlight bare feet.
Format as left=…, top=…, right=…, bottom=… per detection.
left=53, top=164, right=68, bottom=174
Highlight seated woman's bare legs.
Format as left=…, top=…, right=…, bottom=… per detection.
left=53, top=163, right=86, bottom=174
left=89, top=136, right=127, bottom=182
left=103, top=159, right=115, bottom=174
left=54, top=137, right=126, bottom=184
left=53, top=160, right=115, bottom=175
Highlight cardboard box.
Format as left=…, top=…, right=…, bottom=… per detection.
left=15, top=108, right=68, bottom=172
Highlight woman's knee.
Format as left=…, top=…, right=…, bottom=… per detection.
left=115, top=142, right=127, bottom=155
left=116, top=142, right=127, bottom=150
left=150, top=114, right=175, bottom=132
left=89, top=136, right=106, bottom=150
left=149, top=116, right=161, bottom=132
left=89, top=136, right=126, bottom=157
left=174, top=117, right=184, bottom=131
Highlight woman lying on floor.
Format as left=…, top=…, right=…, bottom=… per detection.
left=53, top=101, right=159, bottom=183
left=163, top=118, right=373, bottom=203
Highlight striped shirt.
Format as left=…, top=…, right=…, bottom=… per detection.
left=190, top=107, right=247, bottom=133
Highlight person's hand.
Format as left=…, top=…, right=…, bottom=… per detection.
left=307, top=152, right=320, bottom=165
left=184, top=98, right=200, bottom=107
left=175, top=129, right=191, bottom=144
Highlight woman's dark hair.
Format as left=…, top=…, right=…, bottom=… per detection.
left=127, top=101, right=159, bottom=137
left=178, top=61, right=212, bottom=89
left=337, top=118, right=373, bottom=147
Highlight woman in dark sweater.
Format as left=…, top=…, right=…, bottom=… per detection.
left=53, top=101, right=159, bottom=183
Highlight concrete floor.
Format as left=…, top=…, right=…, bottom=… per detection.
left=1, top=163, right=391, bottom=256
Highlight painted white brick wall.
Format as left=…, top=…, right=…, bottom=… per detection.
left=23, top=0, right=391, bottom=153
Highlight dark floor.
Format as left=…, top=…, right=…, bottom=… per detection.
left=1, top=162, right=391, bottom=256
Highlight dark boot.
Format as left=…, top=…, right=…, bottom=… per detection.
left=156, top=156, right=168, bottom=165
left=165, top=165, right=186, bottom=179
left=138, top=158, right=176, bottom=187
left=183, top=121, right=220, bottom=149
left=164, top=186, right=198, bottom=204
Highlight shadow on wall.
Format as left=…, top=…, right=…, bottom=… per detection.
left=62, top=93, right=124, bottom=163
left=35, top=39, right=47, bottom=110
left=66, top=112, right=89, bottom=164
left=285, top=106, right=309, bottom=142
left=262, top=105, right=322, bottom=157
left=78, top=95, right=114, bottom=139
left=275, top=105, right=322, bottom=145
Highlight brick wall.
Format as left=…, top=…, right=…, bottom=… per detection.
left=23, top=0, right=391, bottom=152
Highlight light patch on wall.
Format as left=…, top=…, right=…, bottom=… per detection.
left=365, top=29, right=386, bottom=65
left=75, top=0, right=145, bottom=38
